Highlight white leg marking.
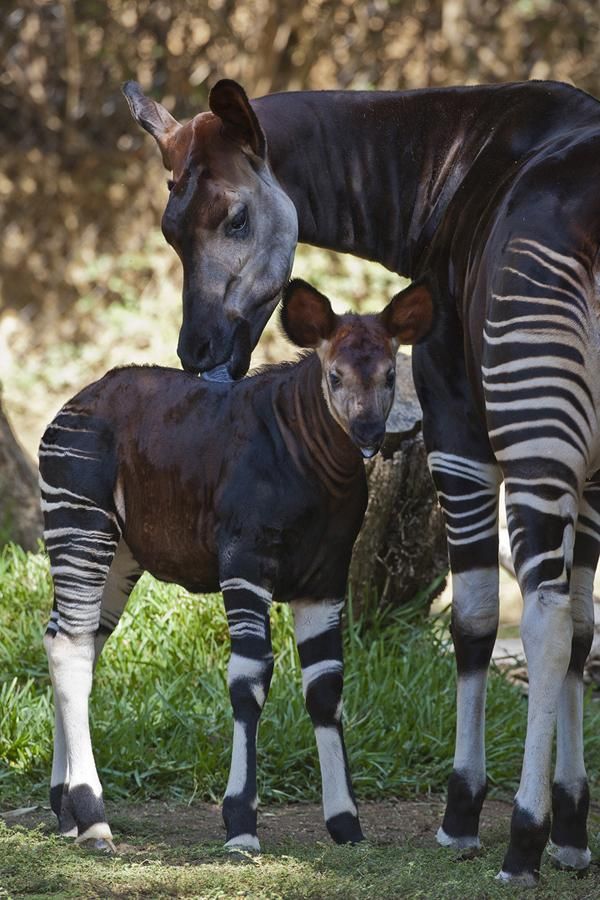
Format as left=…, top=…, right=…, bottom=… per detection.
left=228, top=653, right=271, bottom=685
left=301, top=660, right=344, bottom=696
left=515, top=590, right=573, bottom=821
left=224, top=833, right=261, bottom=852
left=225, top=721, right=247, bottom=798
left=220, top=579, right=272, bottom=605
left=547, top=841, right=591, bottom=870
left=314, top=726, right=357, bottom=821
left=45, top=633, right=105, bottom=802
left=291, top=599, right=344, bottom=643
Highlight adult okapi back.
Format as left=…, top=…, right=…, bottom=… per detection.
left=124, top=77, right=600, bottom=884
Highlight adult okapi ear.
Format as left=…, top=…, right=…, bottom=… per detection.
left=209, top=79, right=267, bottom=159
left=379, top=280, right=434, bottom=344
left=122, top=81, right=181, bottom=169
left=281, top=279, right=337, bottom=348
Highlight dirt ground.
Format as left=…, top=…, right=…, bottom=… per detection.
left=3, top=796, right=515, bottom=851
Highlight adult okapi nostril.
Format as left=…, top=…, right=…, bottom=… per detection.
left=177, top=335, right=211, bottom=375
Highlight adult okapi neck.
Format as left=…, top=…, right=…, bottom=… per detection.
left=271, top=354, right=363, bottom=497
left=252, top=82, right=599, bottom=279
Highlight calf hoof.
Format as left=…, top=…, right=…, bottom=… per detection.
left=496, top=869, right=538, bottom=888
left=436, top=826, right=481, bottom=853
left=547, top=841, right=591, bottom=873
left=326, top=812, right=364, bottom=845
left=224, top=833, right=261, bottom=853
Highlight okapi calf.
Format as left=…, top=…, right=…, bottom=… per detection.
left=41, top=278, right=433, bottom=852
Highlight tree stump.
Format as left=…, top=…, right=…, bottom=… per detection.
left=0, top=392, right=43, bottom=550
left=349, top=353, right=448, bottom=619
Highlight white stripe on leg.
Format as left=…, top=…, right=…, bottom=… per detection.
left=314, top=726, right=357, bottom=821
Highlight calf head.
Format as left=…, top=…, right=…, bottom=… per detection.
left=281, top=279, right=433, bottom=458
left=123, top=79, right=298, bottom=378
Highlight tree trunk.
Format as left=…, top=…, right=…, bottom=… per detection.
left=0, top=393, right=43, bottom=551
left=349, top=353, right=448, bottom=619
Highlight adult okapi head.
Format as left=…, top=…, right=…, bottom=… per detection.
left=123, top=80, right=298, bottom=378
left=281, top=279, right=433, bottom=458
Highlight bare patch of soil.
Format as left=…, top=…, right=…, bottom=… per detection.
left=2, top=796, right=514, bottom=851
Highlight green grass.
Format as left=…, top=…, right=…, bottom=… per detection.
left=1, top=542, right=600, bottom=810
left=2, top=818, right=600, bottom=899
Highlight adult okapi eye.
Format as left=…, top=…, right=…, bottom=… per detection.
left=385, top=368, right=396, bottom=389
left=227, top=206, right=249, bottom=236
left=166, top=179, right=175, bottom=191
left=329, top=371, right=341, bottom=390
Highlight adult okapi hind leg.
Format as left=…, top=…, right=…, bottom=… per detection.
left=547, top=479, right=599, bottom=872
left=291, top=598, right=364, bottom=844
left=40, top=408, right=122, bottom=849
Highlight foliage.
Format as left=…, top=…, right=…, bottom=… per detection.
left=2, top=542, right=600, bottom=811
left=2, top=0, right=600, bottom=319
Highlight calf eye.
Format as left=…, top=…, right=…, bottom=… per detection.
left=166, top=179, right=175, bottom=191
left=227, top=207, right=248, bottom=236
left=385, top=369, right=396, bottom=389
left=329, top=372, right=341, bottom=390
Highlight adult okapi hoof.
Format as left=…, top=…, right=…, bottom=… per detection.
left=75, top=823, right=115, bottom=853
left=546, top=841, right=591, bottom=874
left=224, top=834, right=261, bottom=854
left=436, top=826, right=481, bottom=853
left=326, top=812, right=365, bottom=845
left=495, top=869, right=538, bottom=888
left=76, top=836, right=116, bottom=854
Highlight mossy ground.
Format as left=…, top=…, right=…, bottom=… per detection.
left=2, top=800, right=600, bottom=899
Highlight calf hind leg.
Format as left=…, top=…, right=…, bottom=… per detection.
left=291, top=598, right=363, bottom=844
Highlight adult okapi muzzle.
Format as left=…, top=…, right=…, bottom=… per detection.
left=123, top=79, right=298, bottom=379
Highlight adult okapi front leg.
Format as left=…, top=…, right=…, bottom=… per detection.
left=219, top=569, right=275, bottom=851
left=291, top=599, right=363, bottom=845
left=414, top=310, right=502, bottom=852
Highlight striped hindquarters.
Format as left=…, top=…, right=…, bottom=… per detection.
left=40, top=407, right=119, bottom=636
left=484, top=237, right=598, bottom=592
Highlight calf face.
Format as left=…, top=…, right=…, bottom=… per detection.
left=281, top=279, right=433, bottom=457
left=123, top=80, right=298, bottom=378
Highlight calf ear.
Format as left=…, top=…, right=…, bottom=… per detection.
left=380, top=280, right=434, bottom=344
left=281, top=280, right=337, bottom=348
left=122, top=81, right=181, bottom=170
left=209, top=79, right=266, bottom=159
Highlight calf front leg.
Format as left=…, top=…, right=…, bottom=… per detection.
left=291, top=598, right=363, bottom=844
left=220, top=576, right=274, bottom=851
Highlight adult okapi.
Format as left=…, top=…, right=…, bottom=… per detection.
left=123, top=78, right=600, bottom=884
